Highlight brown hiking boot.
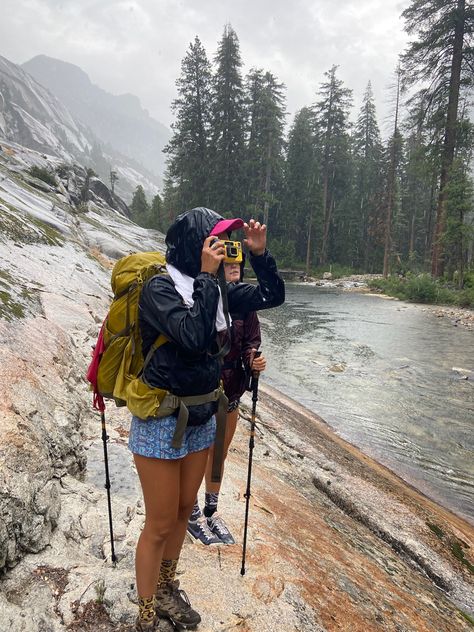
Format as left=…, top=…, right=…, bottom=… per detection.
left=155, top=580, right=201, bottom=630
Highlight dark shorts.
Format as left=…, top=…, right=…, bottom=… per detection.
left=128, top=414, right=216, bottom=459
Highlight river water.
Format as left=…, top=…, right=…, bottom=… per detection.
left=259, top=284, right=474, bottom=523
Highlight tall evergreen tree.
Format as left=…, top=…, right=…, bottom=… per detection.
left=383, top=65, right=403, bottom=277
left=444, top=158, right=474, bottom=284
left=244, top=69, right=286, bottom=225
left=130, top=185, right=150, bottom=226
left=401, top=0, right=474, bottom=276
left=282, top=107, right=320, bottom=270
left=403, top=90, right=445, bottom=267
left=149, top=192, right=165, bottom=231
left=313, top=66, right=353, bottom=266
left=164, top=36, right=213, bottom=209
left=352, top=81, right=384, bottom=270
left=210, top=24, right=247, bottom=213
left=161, top=172, right=181, bottom=232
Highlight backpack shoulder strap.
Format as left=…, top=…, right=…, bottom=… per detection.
left=140, top=272, right=172, bottom=372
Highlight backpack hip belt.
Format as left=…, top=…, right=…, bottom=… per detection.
left=141, top=382, right=229, bottom=482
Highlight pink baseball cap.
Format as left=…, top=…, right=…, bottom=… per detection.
left=210, top=217, right=244, bottom=236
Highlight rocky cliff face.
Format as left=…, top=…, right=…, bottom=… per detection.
left=0, top=138, right=162, bottom=573
left=0, top=145, right=473, bottom=631
left=0, top=54, right=161, bottom=201
left=23, top=55, right=170, bottom=183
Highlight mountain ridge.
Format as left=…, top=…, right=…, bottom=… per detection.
left=23, top=54, right=170, bottom=181
left=0, top=53, right=161, bottom=202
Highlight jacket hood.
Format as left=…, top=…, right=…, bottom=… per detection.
left=165, top=207, right=225, bottom=278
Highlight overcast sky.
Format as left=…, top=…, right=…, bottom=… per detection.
left=1, top=0, right=410, bottom=135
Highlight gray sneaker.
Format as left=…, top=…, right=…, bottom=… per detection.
left=187, top=515, right=221, bottom=545
left=155, top=580, right=201, bottom=630
left=207, top=512, right=235, bottom=545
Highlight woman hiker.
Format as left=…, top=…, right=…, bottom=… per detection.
left=128, top=208, right=284, bottom=631
left=187, top=258, right=266, bottom=545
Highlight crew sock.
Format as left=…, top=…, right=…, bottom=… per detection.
left=157, top=558, right=178, bottom=589
left=189, top=499, right=202, bottom=523
left=138, top=595, right=155, bottom=623
left=203, top=491, right=219, bottom=518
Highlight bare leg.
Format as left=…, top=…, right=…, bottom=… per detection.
left=133, top=455, right=181, bottom=598
left=205, top=407, right=239, bottom=494
left=163, top=447, right=210, bottom=559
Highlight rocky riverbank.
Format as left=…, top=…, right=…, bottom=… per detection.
left=306, top=275, right=474, bottom=330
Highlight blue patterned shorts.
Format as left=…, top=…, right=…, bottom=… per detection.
left=128, top=414, right=216, bottom=459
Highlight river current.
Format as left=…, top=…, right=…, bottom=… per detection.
left=259, top=284, right=474, bottom=523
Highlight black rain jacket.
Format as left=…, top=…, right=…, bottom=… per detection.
left=138, top=207, right=285, bottom=425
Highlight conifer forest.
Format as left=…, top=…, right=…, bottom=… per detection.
left=130, top=0, right=474, bottom=292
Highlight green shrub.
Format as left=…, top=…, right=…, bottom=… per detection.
left=404, top=274, right=438, bottom=303
left=463, top=271, right=474, bottom=289
left=456, top=287, right=474, bottom=308
left=28, top=165, right=56, bottom=187
left=369, top=274, right=474, bottom=307
left=369, top=276, right=405, bottom=298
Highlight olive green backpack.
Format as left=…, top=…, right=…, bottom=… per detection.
left=95, top=251, right=168, bottom=408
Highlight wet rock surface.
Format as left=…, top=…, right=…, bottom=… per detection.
left=1, top=385, right=473, bottom=631
left=0, top=148, right=473, bottom=630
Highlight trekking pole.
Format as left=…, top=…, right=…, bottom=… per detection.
left=240, top=351, right=262, bottom=576
left=100, top=411, right=117, bottom=565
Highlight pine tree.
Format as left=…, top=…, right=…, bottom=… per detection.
left=165, top=36, right=213, bottom=210
left=403, top=90, right=445, bottom=267
left=352, top=81, right=384, bottom=270
left=313, top=66, right=353, bottom=266
left=161, top=172, right=181, bottom=232
left=383, top=65, right=403, bottom=277
left=81, top=167, right=97, bottom=204
left=444, top=158, right=474, bottom=285
left=109, top=169, right=118, bottom=195
left=130, top=185, right=150, bottom=226
left=401, top=0, right=474, bottom=276
left=210, top=24, right=247, bottom=214
left=244, top=69, right=286, bottom=225
left=282, top=107, right=320, bottom=271
left=149, top=193, right=165, bottom=231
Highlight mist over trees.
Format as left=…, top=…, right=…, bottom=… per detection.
left=138, top=6, right=473, bottom=285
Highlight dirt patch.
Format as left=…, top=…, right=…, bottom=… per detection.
left=67, top=600, right=130, bottom=631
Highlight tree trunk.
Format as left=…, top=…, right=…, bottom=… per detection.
left=263, top=137, right=272, bottom=226
left=321, top=191, right=334, bottom=266
left=409, top=210, right=416, bottom=257
left=305, top=206, right=313, bottom=276
left=431, top=0, right=465, bottom=277
left=319, top=170, right=330, bottom=265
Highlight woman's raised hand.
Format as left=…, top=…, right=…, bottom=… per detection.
left=243, top=219, right=266, bottom=256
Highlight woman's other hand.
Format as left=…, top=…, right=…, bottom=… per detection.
left=250, top=350, right=266, bottom=373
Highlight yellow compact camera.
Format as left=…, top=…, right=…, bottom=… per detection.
left=223, top=240, right=243, bottom=263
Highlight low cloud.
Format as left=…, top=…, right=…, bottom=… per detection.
left=1, top=0, right=409, bottom=132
